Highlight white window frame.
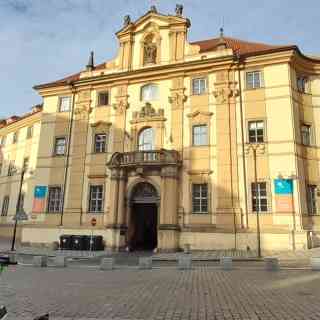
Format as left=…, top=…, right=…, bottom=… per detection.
left=297, top=76, right=309, bottom=94
left=248, top=120, right=265, bottom=143
left=54, top=137, right=67, bottom=156
left=58, top=96, right=71, bottom=112
left=88, top=185, right=104, bottom=213
left=1, top=196, right=9, bottom=216
left=192, top=183, right=209, bottom=214
left=140, top=84, right=159, bottom=101
left=251, top=182, right=268, bottom=212
left=47, top=186, right=63, bottom=213
left=192, top=124, right=208, bottom=146
left=192, top=77, right=207, bottom=95
left=138, top=127, right=155, bottom=151
left=307, top=184, right=318, bottom=215
left=94, top=133, right=107, bottom=153
left=301, top=124, right=312, bottom=146
left=246, top=70, right=263, bottom=89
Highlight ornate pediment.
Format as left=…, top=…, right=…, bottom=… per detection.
left=187, top=110, right=213, bottom=118
left=90, top=121, right=112, bottom=130
left=131, top=102, right=165, bottom=123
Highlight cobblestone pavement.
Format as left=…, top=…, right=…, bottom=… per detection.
left=1, top=265, right=320, bottom=320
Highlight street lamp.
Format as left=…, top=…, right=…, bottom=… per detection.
left=11, top=168, right=27, bottom=252
left=245, top=143, right=265, bottom=258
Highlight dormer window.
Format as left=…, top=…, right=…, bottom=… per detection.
left=141, top=84, right=159, bottom=101
left=143, top=34, right=157, bottom=65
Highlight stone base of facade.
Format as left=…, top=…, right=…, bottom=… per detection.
left=19, top=225, right=314, bottom=251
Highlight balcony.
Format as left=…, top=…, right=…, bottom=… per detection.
left=107, top=149, right=181, bottom=168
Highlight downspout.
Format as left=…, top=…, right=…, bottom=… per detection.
left=236, top=53, right=249, bottom=229
left=60, top=81, right=76, bottom=226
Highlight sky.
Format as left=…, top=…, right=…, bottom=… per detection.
left=0, top=0, right=319, bottom=118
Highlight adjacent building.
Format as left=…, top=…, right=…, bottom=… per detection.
left=1, top=5, right=320, bottom=251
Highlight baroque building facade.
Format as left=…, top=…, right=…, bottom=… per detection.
left=1, top=6, right=320, bottom=251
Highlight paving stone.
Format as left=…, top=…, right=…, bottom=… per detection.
left=100, top=258, right=114, bottom=270
left=178, top=254, right=192, bottom=270
left=139, top=257, right=152, bottom=269
left=220, top=256, right=233, bottom=270
left=264, top=257, right=279, bottom=271
left=53, top=256, right=67, bottom=268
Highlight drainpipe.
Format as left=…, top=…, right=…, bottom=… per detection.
left=60, top=81, right=76, bottom=226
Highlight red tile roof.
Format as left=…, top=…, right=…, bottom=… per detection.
left=191, top=36, right=294, bottom=56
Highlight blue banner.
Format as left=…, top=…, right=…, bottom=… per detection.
left=34, top=186, right=47, bottom=198
left=274, top=179, right=293, bottom=195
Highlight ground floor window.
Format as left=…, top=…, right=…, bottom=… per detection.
left=89, top=185, right=104, bottom=213
left=192, top=183, right=208, bottom=213
left=47, top=186, right=63, bottom=213
left=251, top=182, right=268, bottom=212
left=1, top=196, right=9, bottom=216
left=307, top=184, right=318, bottom=215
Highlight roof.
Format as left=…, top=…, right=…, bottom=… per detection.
left=34, top=36, right=297, bottom=90
left=191, top=36, right=294, bottom=56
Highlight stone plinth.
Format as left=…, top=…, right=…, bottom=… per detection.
left=53, top=256, right=67, bottom=268
left=33, top=256, right=47, bottom=268
left=178, top=255, right=192, bottom=270
left=220, top=256, right=233, bottom=270
left=100, top=258, right=114, bottom=270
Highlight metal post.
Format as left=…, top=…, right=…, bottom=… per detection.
left=90, top=229, right=93, bottom=252
left=253, top=148, right=261, bottom=258
left=11, top=169, right=25, bottom=251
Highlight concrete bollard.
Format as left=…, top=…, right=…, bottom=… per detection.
left=53, top=256, right=67, bottom=268
left=220, top=256, right=233, bottom=270
left=310, top=257, right=320, bottom=271
left=33, top=256, right=47, bottom=268
left=100, top=258, right=114, bottom=270
left=264, top=257, right=279, bottom=271
left=139, top=257, right=152, bottom=270
left=178, top=255, right=192, bottom=270
left=8, top=253, right=18, bottom=264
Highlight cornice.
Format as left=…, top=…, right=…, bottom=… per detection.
left=0, top=112, right=41, bottom=134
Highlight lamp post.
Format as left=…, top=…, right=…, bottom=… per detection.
left=245, top=143, right=265, bottom=258
left=11, top=168, right=25, bottom=252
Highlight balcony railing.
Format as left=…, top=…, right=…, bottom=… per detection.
left=108, top=149, right=180, bottom=168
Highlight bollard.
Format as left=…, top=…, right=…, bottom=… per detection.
left=100, top=258, right=114, bottom=270
left=264, top=257, right=279, bottom=271
left=183, top=244, right=191, bottom=254
left=139, top=257, right=152, bottom=270
left=178, top=255, right=192, bottom=270
left=8, top=252, right=18, bottom=264
left=33, top=256, right=47, bottom=268
left=53, top=256, right=67, bottom=268
left=220, top=256, right=233, bottom=270
left=310, top=257, right=320, bottom=271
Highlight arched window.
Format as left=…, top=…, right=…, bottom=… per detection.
left=138, top=127, right=155, bottom=151
left=141, top=84, right=159, bottom=101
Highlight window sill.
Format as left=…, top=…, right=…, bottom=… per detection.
left=96, top=104, right=110, bottom=108
left=191, top=93, right=208, bottom=97
left=244, top=87, right=264, bottom=91
left=88, top=211, right=104, bottom=214
left=191, top=212, right=209, bottom=215
left=53, top=154, right=66, bottom=157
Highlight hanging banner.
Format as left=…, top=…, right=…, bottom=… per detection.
left=32, top=186, right=47, bottom=213
left=274, top=179, right=293, bottom=212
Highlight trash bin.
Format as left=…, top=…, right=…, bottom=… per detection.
left=92, top=235, right=104, bottom=251
left=60, top=235, right=73, bottom=250
left=72, top=235, right=84, bottom=250
left=82, top=235, right=90, bottom=251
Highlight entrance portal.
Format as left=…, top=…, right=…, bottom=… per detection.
left=128, top=182, right=159, bottom=251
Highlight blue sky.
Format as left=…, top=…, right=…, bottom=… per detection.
left=0, top=0, right=319, bottom=118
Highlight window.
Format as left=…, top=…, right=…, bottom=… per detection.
left=97, top=91, right=109, bottom=106
left=138, top=127, right=155, bottom=151
left=297, top=76, right=309, bottom=93
left=307, top=184, right=317, bottom=215
left=0, top=136, right=6, bottom=147
left=23, top=157, right=29, bottom=171
left=89, top=185, right=104, bottom=213
left=1, top=196, right=9, bottom=216
left=0, top=162, right=2, bottom=175
left=192, top=184, right=208, bottom=214
left=59, top=96, right=71, bottom=112
left=141, top=84, right=159, bottom=101
left=7, top=161, right=15, bottom=176
left=47, top=186, right=63, bottom=213
left=27, top=126, right=33, bottom=139
left=248, top=121, right=264, bottom=143
left=54, top=137, right=66, bottom=156
left=12, top=132, right=18, bottom=144
left=301, top=124, right=311, bottom=146
left=192, top=78, right=207, bottom=95
left=246, top=71, right=262, bottom=89
left=94, top=133, right=107, bottom=153
left=192, top=125, right=208, bottom=146
left=251, top=182, right=268, bottom=212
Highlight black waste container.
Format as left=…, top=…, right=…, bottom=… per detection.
left=72, top=235, right=84, bottom=250
left=60, top=235, right=73, bottom=250
left=92, top=235, right=104, bottom=251
left=82, top=235, right=90, bottom=251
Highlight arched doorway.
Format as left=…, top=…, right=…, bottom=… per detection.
left=128, top=182, right=159, bottom=251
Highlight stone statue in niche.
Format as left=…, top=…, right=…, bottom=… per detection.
left=144, top=42, right=157, bottom=64
left=175, top=4, right=183, bottom=16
